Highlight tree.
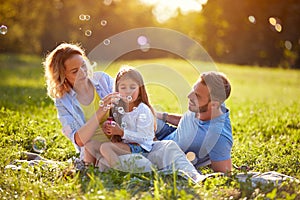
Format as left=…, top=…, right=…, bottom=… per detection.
left=0, top=0, right=46, bottom=54
left=199, top=0, right=300, bottom=68
left=1, top=0, right=299, bottom=68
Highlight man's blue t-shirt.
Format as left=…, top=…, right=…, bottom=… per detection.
left=163, top=107, right=233, bottom=166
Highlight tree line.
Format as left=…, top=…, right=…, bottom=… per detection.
left=0, top=0, right=299, bottom=68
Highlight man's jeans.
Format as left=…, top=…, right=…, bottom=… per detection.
left=155, top=119, right=177, bottom=140
left=155, top=119, right=211, bottom=168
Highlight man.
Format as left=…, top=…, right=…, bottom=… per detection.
left=156, top=71, right=233, bottom=173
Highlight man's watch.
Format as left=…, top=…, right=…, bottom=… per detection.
left=162, top=112, right=168, bottom=122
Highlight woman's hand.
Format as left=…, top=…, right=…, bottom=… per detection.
left=96, top=92, right=120, bottom=120
left=99, top=92, right=120, bottom=109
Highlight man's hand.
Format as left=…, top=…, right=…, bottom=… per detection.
left=211, top=159, right=232, bottom=174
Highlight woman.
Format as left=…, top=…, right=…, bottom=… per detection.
left=44, top=42, right=117, bottom=165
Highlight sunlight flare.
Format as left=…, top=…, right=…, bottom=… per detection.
left=139, top=0, right=207, bottom=23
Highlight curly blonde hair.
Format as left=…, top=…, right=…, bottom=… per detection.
left=44, top=43, right=90, bottom=99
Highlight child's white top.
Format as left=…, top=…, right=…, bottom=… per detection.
left=121, top=102, right=154, bottom=151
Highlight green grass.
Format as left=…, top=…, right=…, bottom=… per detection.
left=0, top=54, right=299, bottom=199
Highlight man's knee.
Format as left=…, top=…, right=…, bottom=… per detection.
left=148, top=141, right=183, bottom=169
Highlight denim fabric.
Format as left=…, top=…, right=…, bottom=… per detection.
left=55, top=72, right=114, bottom=160
left=155, top=119, right=177, bottom=140
left=128, top=144, right=148, bottom=153
left=156, top=105, right=233, bottom=165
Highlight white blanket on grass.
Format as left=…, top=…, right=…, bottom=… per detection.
left=6, top=152, right=299, bottom=186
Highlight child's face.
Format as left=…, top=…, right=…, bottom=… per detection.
left=118, top=78, right=139, bottom=102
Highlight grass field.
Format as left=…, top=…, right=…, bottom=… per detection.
left=0, top=54, right=299, bottom=199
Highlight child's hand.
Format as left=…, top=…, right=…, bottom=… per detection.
left=102, top=121, right=112, bottom=135
left=102, top=119, right=124, bottom=137
left=110, top=135, right=122, bottom=143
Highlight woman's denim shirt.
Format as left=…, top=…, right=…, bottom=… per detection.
left=54, top=72, right=113, bottom=159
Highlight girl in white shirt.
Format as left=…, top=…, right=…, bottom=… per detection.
left=100, top=66, right=156, bottom=168
left=100, top=66, right=204, bottom=183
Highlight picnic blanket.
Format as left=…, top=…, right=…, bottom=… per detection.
left=235, top=171, right=299, bottom=186
left=5, top=152, right=299, bottom=186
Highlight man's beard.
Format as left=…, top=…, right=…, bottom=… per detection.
left=198, top=102, right=210, bottom=113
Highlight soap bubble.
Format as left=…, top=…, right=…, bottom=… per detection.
left=137, top=35, right=148, bottom=46
left=268, top=16, right=282, bottom=32
left=269, top=17, right=277, bottom=26
left=248, top=16, right=256, bottom=24
left=186, top=151, right=198, bottom=165
left=99, top=100, right=104, bottom=107
left=284, top=40, right=292, bottom=50
left=186, top=151, right=195, bottom=161
left=136, top=35, right=151, bottom=52
left=85, top=30, right=92, bottom=37
left=100, top=20, right=107, bottom=26
left=118, top=107, right=125, bottom=114
left=0, top=25, right=8, bottom=35
left=79, top=14, right=85, bottom=21
left=121, top=121, right=127, bottom=128
left=79, top=14, right=90, bottom=21
left=126, top=96, right=132, bottom=102
left=32, top=136, right=46, bottom=153
left=103, top=39, right=111, bottom=46
left=274, top=24, right=282, bottom=32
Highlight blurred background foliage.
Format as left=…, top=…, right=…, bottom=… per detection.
left=0, top=0, right=299, bottom=68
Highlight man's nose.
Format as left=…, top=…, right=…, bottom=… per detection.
left=187, top=91, right=193, bottom=99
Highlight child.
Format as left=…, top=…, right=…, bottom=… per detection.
left=100, top=66, right=204, bottom=184
left=100, top=66, right=156, bottom=168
